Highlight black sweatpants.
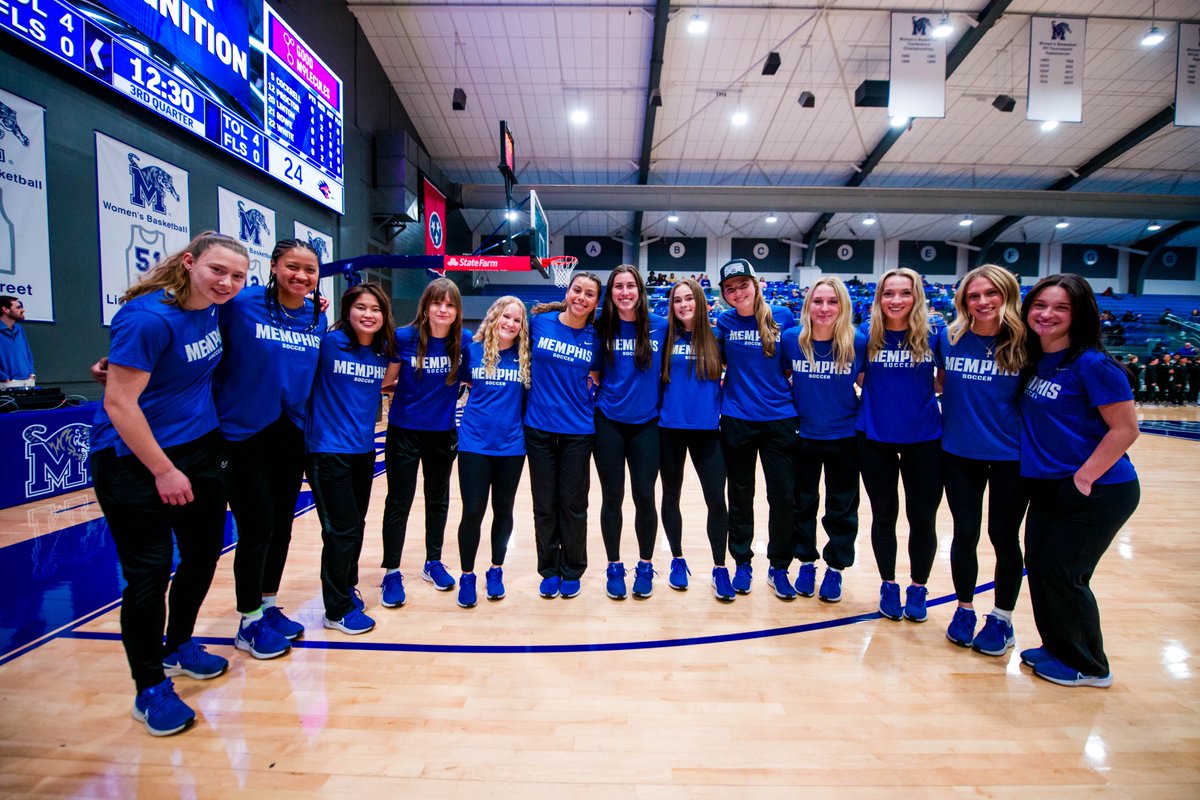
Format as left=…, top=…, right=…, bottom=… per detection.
left=524, top=426, right=593, bottom=580
left=227, top=415, right=306, bottom=613
left=659, top=427, right=729, bottom=564
left=943, top=451, right=1026, bottom=610
left=381, top=425, right=457, bottom=568
left=793, top=435, right=860, bottom=570
left=308, top=451, right=375, bottom=621
left=721, top=416, right=798, bottom=570
left=857, top=435, right=942, bottom=584
left=594, top=411, right=660, bottom=563
left=1024, top=477, right=1140, bottom=677
left=92, top=431, right=228, bottom=693
left=457, top=451, right=525, bottom=572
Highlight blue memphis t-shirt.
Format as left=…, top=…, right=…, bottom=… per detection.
left=388, top=326, right=472, bottom=431
left=857, top=326, right=942, bottom=443
left=937, top=328, right=1020, bottom=461
left=717, top=305, right=796, bottom=421
left=660, top=330, right=721, bottom=430
left=524, top=312, right=600, bottom=435
left=459, top=341, right=526, bottom=456
left=213, top=285, right=327, bottom=441
left=1019, top=348, right=1137, bottom=484
left=596, top=315, right=667, bottom=424
left=781, top=327, right=867, bottom=440
left=91, top=290, right=223, bottom=457
left=306, top=328, right=389, bottom=454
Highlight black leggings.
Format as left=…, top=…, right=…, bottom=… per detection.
left=943, top=452, right=1026, bottom=610
left=308, top=451, right=375, bottom=620
left=381, top=425, right=457, bottom=567
left=793, top=436, right=860, bottom=570
left=594, top=411, right=660, bottom=563
left=227, top=416, right=306, bottom=613
left=92, top=431, right=228, bottom=693
left=721, top=416, right=798, bottom=570
left=857, top=435, right=942, bottom=584
left=1024, top=477, right=1140, bottom=676
left=524, top=426, right=593, bottom=580
left=457, top=451, right=525, bottom=573
left=659, top=427, right=729, bottom=564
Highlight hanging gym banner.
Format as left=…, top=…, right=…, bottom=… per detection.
left=1176, top=23, right=1200, bottom=127
left=1027, top=16, right=1086, bottom=123
left=888, top=12, right=946, bottom=120
left=423, top=177, right=447, bottom=256
left=217, top=187, right=277, bottom=288
left=0, top=87, right=53, bottom=322
left=95, top=132, right=191, bottom=326
left=295, top=221, right=334, bottom=324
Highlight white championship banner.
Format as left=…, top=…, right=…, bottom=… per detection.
left=218, top=187, right=277, bottom=287
left=1177, top=23, right=1200, bottom=127
left=1027, top=16, right=1086, bottom=123
left=295, top=221, right=334, bottom=324
left=888, top=12, right=946, bottom=120
left=0, top=88, right=53, bottom=321
left=96, top=133, right=191, bottom=325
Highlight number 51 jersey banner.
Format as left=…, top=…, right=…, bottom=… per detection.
left=95, top=132, right=191, bottom=325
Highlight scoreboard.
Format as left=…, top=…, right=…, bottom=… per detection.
left=1, top=0, right=345, bottom=213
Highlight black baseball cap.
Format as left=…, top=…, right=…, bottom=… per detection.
left=718, top=258, right=757, bottom=286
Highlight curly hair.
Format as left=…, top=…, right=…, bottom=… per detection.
left=473, top=296, right=531, bottom=388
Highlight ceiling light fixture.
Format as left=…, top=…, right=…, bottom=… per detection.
left=731, top=110, right=748, bottom=126
left=890, top=115, right=910, bottom=128
left=1146, top=220, right=1162, bottom=231
left=863, top=213, right=877, bottom=226
left=569, top=109, right=588, bottom=125
left=932, top=16, right=953, bottom=38
left=687, top=14, right=708, bottom=35
left=765, top=213, right=778, bottom=224
left=1141, top=0, right=1164, bottom=46
left=667, top=212, right=680, bottom=223
left=1040, top=119, right=1059, bottom=131
left=1055, top=218, right=1070, bottom=229
left=797, top=91, right=816, bottom=108
left=959, top=215, right=973, bottom=227
left=505, top=209, right=517, bottom=221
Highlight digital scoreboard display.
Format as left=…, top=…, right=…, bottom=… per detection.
left=1, top=0, right=344, bottom=213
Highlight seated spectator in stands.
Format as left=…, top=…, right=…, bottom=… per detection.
left=1191, top=309, right=1199, bottom=320
left=647, top=271, right=658, bottom=286
left=1151, top=341, right=1167, bottom=358
left=1106, top=322, right=1125, bottom=347
left=1121, top=310, right=1140, bottom=323
left=1178, top=342, right=1198, bottom=358
left=1101, top=286, right=1116, bottom=297
left=1159, top=308, right=1173, bottom=324
left=699, top=274, right=711, bottom=288
left=668, top=273, right=677, bottom=283
left=847, top=275, right=862, bottom=286
left=783, top=275, right=794, bottom=285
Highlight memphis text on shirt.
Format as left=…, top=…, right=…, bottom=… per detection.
left=672, top=342, right=695, bottom=360
left=870, top=350, right=934, bottom=366
left=614, top=338, right=661, bottom=353
left=537, top=337, right=593, bottom=363
left=726, top=330, right=779, bottom=344
left=184, top=331, right=223, bottom=363
left=334, top=360, right=387, bottom=384
left=409, top=355, right=452, bottom=373
left=472, top=365, right=522, bottom=384
left=255, top=323, right=322, bottom=353
left=1024, top=375, right=1061, bottom=400
left=791, top=359, right=852, bottom=380
left=943, top=356, right=1019, bottom=382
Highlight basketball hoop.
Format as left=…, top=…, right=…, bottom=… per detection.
left=546, top=255, right=578, bottom=288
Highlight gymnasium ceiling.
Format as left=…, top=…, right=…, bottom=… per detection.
left=348, top=0, right=1200, bottom=254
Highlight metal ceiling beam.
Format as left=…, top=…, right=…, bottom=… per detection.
left=802, top=0, right=1013, bottom=264
left=455, top=183, right=1200, bottom=220
left=971, top=106, right=1178, bottom=261
left=1128, top=221, right=1200, bottom=295
left=630, top=0, right=672, bottom=255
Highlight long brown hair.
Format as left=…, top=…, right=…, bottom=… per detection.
left=596, top=265, right=652, bottom=369
left=797, top=276, right=856, bottom=369
left=474, top=296, right=531, bottom=388
left=122, top=230, right=249, bottom=307
left=948, top=264, right=1027, bottom=374
left=662, top=279, right=721, bottom=382
left=334, top=282, right=396, bottom=359
left=531, top=272, right=602, bottom=325
left=867, top=267, right=932, bottom=363
left=410, top=277, right=463, bottom=385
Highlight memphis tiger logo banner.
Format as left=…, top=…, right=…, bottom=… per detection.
left=218, top=187, right=276, bottom=288
left=294, top=221, right=334, bottom=325
left=0, top=87, right=53, bottom=321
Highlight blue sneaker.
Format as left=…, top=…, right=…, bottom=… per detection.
left=606, top=562, right=627, bottom=600
left=818, top=569, right=842, bottom=603
left=323, top=608, right=376, bottom=635
left=712, top=567, right=735, bottom=602
left=423, top=560, right=456, bottom=591
left=538, top=576, right=561, bottom=598
left=235, top=618, right=291, bottom=660
left=668, top=557, right=690, bottom=590
left=1034, top=655, right=1113, bottom=688
left=878, top=582, right=902, bottom=621
left=560, top=579, right=581, bottom=598
left=903, top=585, right=929, bottom=622
left=485, top=567, right=505, bottom=600
left=946, top=607, right=977, bottom=647
left=351, top=587, right=365, bottom=612
left=972, top=614, right=1016, bottom=656
left=1020, top=646, right=1054, bottom=667
left=457, top=574, right=478, bottom=608
left=133, top=679, right=195, bottom=737
left=768, top=567, right=797, bottom=600
left=794, top=563, right=817, bottom=597
left=731, top=563, right=753, bottom=595
left=380, top=572, right=406, bottom=607
left=262, top=606, right=305, bottom=640
left=163, top=639, right=228, bottom=680
left=632, top=562, right=655, bottom=599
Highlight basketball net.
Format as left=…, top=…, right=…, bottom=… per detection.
left=547, top=255, right=578, bottom=288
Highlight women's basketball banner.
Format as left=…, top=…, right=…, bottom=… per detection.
left=294, top=221, right=335, bottom=324
left=217, top=187, right=277, bottom=288
left=95, top=132, right=191, bottom=325
left=888, top=12, right=946, bottom=119
left=424, top=177, right=446, bottom=256
left=0, top=87, right=53, bottom=321
left=1177, top=23, right=1200, bottom=127
left=1027, top=17, right=1086, bottom=123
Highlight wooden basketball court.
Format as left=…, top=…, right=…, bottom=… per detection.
left=1, top=407, right=1198, bottom=797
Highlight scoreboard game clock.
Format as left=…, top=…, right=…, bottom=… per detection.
left=2, top=0, right=345, bottom=214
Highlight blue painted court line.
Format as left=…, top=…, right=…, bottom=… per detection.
left=54, top=500, right=96, bottom=514
left=1139, top=420, right=1200, bottom=441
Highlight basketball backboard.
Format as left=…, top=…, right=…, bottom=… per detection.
left=529, top=189, right=550, bottom=262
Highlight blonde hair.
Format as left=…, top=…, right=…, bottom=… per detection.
left=868, top=267, right=932, bottom=363
left=797, top=276, right=856, bottom=369
left=122, top=231, right=248, bottom=307
left=724, top=274, right=780, bottom=358
left=473, top=296, right=531, bottom=388
left=410, top=277, right=464, bottom=385
left=661, top=279, right=721, bottom=382
left=947, top=264, right=1028, bottom=374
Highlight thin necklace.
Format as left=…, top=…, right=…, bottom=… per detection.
left=811, top=340, right=834, bottom=358
left=970, top=328, right=995, bottom=358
